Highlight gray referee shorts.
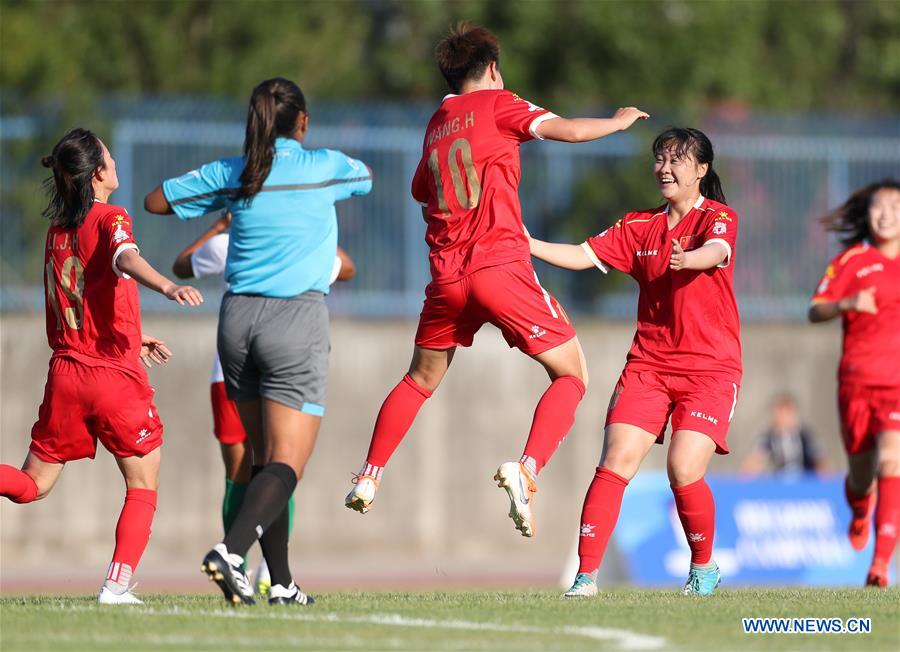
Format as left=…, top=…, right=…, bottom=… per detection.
left=217, top=292, right=329, bottom=416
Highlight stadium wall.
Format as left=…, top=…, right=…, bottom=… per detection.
left=0, top=314, right=843, bottom=590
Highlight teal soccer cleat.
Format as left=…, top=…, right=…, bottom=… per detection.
left=681, top=562, right=721, bottom=596
left=563, top=572, right=598, bottom=598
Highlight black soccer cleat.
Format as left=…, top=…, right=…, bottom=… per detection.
left=268, top=582, right=315, bottom=606
left=201, top=543, right=255, bottom=605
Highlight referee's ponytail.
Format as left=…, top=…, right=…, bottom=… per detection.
left=652, top=127, right=727, bottom=205
left=238, top=77, right=307, bottom=202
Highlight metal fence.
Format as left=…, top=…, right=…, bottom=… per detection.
left=2, top=108, right=898, bottom=320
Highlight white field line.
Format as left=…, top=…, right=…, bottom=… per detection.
left=50, top=604, right=667, bottom=650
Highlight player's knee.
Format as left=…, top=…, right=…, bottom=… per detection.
left=876, top=452, right=900, bottom=477
left=667, top=459, right=703, bottom=487
left=599, top=452, right=639, bottom=480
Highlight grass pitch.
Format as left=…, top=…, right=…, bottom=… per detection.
left=1, top=589, right=897, bottom=651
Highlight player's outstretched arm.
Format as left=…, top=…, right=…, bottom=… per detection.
left=669, top=240, right=728, bottom=271
left=529, top=237, right=595, bottom=271
left=536, top=107, right=649, bottom=143
left=144, top=185, right=174, bottom=215
left=808, top=287, right=878, bottom=323
left=172, top=212, right=231, bottom=279
left=116, top=249, right=204, bottom=306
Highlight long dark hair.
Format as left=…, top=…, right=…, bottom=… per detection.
left=41, top=128, right=105, bottom=229
left=237, top=77, right=307, bottom=202
left=820, top=178, right=900, bottom=247
left=652, top=127, right=726, bottom=204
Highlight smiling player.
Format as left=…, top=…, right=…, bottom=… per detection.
left=809, top=179, right=900, bottom=587
left=529, top=127, right=740, bottom=597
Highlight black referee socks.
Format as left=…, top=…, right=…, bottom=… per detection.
left=223, top=462, right=297, bottom=560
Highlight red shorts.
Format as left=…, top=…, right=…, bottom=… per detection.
left=30, top=357, right=163, bottom=463
left=415, top=260, right=575, bottom=355
left=838, top=383, right=900, bottom=455
left=605, top=367, right=739, bottom=454
left=211, top=381, right=247, bottom=445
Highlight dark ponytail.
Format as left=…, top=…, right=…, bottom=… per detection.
left=652, top=127, right=727, bottom=205
left=41, top=128, right=105, bottom=229
left=820, top=178, right=900, bottom=247
left=237, top=77, right=307, bottom=202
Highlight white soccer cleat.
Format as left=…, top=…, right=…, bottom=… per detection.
left=494, top=461, right=538, bottom=537
left=345, top=474, right=379, bottom=514
left=563, top=572, right=598, bottom=598
left=97, top=584, right=143, bottom=605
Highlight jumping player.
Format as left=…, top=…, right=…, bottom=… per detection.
left=528, top=127, right=740, bottom=596
left=344, top=23, right=648, bottom=538
left=172, top=210, right=356, bottom=594
left=146, top=77, right=372, bottom=606
left=0, top=128, right=203, bottom=604
left=809, top=179, right=900, bottom=587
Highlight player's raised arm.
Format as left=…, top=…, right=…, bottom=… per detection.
left=144, top=185, right=173, bottom=214
left=335, top=246, right=356, bottom=282
left=172, top=212, right=232, bottom=279
left=536, top=107, right=649, bottom=143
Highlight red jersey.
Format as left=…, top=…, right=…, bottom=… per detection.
left=811, top=243, right=900, bottom=387
left=584, top=196, right=742, bottom=382
left=411, top=89, right=556, bottom=283
left=43, top=201, right=144, bottom=376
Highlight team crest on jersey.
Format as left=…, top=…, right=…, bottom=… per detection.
left=713, top=222, right=727, bottom=235
left=717, top=211, right=732, bottom=221
left=113, top=224, right=130, bottom=244
left=511, top=93, right=543, bottom=112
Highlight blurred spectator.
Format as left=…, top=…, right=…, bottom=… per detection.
left=741, top=394, right=832, bottom=475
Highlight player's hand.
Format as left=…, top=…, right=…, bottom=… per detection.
left=842, top=287, right=878, bottom=314
left=670, top=238, right=687, bottom=270
left=164, top=283, right=204, bottom=306
left=612, top=107, right=650, bottom=131
left=140, top=334, right=172, bottom=368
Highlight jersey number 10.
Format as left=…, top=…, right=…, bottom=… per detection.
left=428, top=138, right=482, bottom=212
left=46, top=256, right=84, bottom=330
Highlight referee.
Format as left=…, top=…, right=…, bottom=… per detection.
left=145, top=77, right=372, bottom=605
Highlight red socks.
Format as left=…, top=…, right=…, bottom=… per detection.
left=873, top=476, right=900, bottom=566
left=577, top=467, right=628, bottom=574
left=672, top=478, right=716, bottom=565
left=106, top=488, right=157, bottom=587
left=0, top=465, right=39, bottom=504
left=521, top=376, right=586, bottom=475
left=365, top=374, right=432, bottom=469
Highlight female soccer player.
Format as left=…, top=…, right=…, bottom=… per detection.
left=528, top=127, right=740, bottom=597
left=809, top=179, right=900, bottom=587
left=344, top=23, right=648, bottom=540
left=145, top=77, right=372, bottom=606
left=0, top=128, right=203, bottom=604
left=172, top=211, right=356, bottom=595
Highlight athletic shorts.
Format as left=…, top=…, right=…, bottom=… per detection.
left=414, top=260, right=575, bottom=355
left=30, top=357, right=163, bottom=463
left=218, top=292, right=329, bottom=416
left=211, top=381, right=247, bottom=445
left=838, top=382, right=900, bottom=455
left=605, top=367, right=739, bottom=454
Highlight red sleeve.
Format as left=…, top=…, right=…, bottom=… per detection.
left=583, top=217, right=634, bottom=275
left=811, top=253, right=851, bottom=305
left=99, top=209, right=139, bottom=277
left=702, top=207, right=739, bottom=267
left=411, top=156, right=429, bottom=206
left=493, top=91, right=557, bottom=142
